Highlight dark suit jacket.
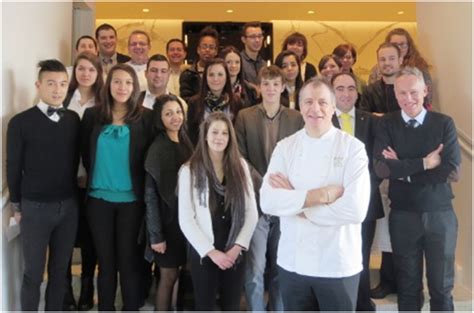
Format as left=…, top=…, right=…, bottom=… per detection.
left=332, top=109, right=384, bottom=221
left=235, top=105, right=304, bottom=195
left=117, top=52, right=131, bottom=63
left=81, top=107, right=153, bottom=202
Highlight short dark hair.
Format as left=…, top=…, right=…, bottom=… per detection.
left=37, top=59, right=67, bottom=80
left=146, top=54, right=170, bottom=71
left=198, top=26, right=219, bottom=47
left=75, top=35, right=97, bottom=51
left=242, top=21, right=262, bottom=36
left=377, top=42, right=401, bottom=58
left=166, top=38, right=187, bottom=53
left=281, top=32, right=308, bottom=60
left=331, top=71, right=358, bottom=88
left=95, top=23, right=117, bottom=39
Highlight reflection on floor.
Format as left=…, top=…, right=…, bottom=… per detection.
left=39, top=250, right=473, bottom=311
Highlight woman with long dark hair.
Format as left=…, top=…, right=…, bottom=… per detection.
left=274, top=50, right=303, bottom=110
left=144, top=94, right=193, bottom=310
left=63, top=51, right=104, bottom=311
left=81, top=63, right=153, bottom=310
left=220, top=45, right=257, bottom=107
left=186, top=58, right=242, bottom=145
left=178, top=112, right=258, bottom=310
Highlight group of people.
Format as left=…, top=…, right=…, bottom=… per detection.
left=6, top=20, right=461, bottom=313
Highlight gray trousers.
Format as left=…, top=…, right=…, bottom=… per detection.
left=20, top=197, right=78, bottom=311
left=390, top=209, right=457, bottom=312
left=278, top=266, right=360, bottom=311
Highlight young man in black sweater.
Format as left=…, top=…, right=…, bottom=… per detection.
left=374, top=67, right=461, bottom=312
left=7, top=59, right=80, bottom=311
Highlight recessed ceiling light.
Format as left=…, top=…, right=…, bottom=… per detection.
left=142, top=8, right=150, bottom=13
left=397, top=11, right=404, bottom=15
left=308, top=10, right=315, bottom=14
left=226, top=9, right=234, bottom=13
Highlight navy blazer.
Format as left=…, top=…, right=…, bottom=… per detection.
left=332, top=109, right=384, bottom=221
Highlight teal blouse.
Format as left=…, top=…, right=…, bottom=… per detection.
left=89, top=124, right=136, bottom=203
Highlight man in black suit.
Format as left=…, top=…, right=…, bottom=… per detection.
left=95, top=23, right=131, bottom=75
left=331, top=72, right=384, bottom=311
left=374, top=67, right=461, bottom=312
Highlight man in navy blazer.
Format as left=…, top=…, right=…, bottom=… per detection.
left=331, top=72, right=384, bottom=311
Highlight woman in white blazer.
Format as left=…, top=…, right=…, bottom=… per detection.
left=178, top=112, right=258, bottom=310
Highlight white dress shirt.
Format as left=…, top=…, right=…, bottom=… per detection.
left=127, top=61, right=147, bottom=91
left=37, top=101, right=64, bottom=122
left=67, top=89, right=96, bottom=119
left=142, top=89, right=188, bottom=113
left=401, top=108, right=427, bottom=127
left=260, top=127, right=370, bottom=278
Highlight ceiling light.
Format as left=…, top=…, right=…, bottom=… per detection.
left=142, top=8, right=150, bottom=13
left=308, top=10, right=315, bottom=14
left=397, top=11, right=404, bottom=15
left=226, top=9, right=234, bottom=13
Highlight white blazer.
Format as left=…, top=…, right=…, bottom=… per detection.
left=178, top=158, right=258, bottom=258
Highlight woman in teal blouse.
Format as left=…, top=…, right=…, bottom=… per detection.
left=81, top=63, right=153, bottom=311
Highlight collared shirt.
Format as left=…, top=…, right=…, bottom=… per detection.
left=99, top=52, right=118, bottom=75
left=335, top=106, right=356, bottom=134
left=37, top=101, right=64, bottom=123
left=285, top=85, right=296, bottom=110
left=240, top=50, right=266, bottom=85
left=401, top=108, right=427, bottom=127
left=127, top=61, right=147, bottom=91
left=167, top=64, right=189, bottom=96
left=260, top=127, right=370, bottom=277
left=67, top=89, right=96, bottom=119
left=142, top=89, right=188, bottom=113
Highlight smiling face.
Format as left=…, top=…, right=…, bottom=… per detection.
left=241, top=26, right=264, bottom=53
left=166, top=41, right=187, bottom=66
left=75, top=59, right=98, bottom=88
left=36, top=71, right=69, bottom=107
left=299, top=83, right=335, bottom=137
left=377, top=46, right=403, bottom=78
left=206, top=64, right=227, bottom=95
left=340, top=50, right=355, bottom=72
left=224, top=52, right=241, bottom=79
left=161, top=100, right=184, bottom=134
left=206, top=120, right=229, bottom=154
left=97, top=28, right=117, bottom=57
left=77, top=38, right=97, bottom=55
left=110, top=69, right=134, bottom=105
left=395, top=74, right=427, bottom=118
left=286, top=40, right=305, bottom=60
left=333, top=74, right=358, bottom=113
left=128, top=33, right=150, bottom=64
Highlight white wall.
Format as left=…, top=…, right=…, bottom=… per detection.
left=1, top=2, right=73, bottom=309
left=417, top=2, right=472, bottom=292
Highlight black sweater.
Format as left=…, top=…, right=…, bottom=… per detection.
left=374, top=111, right=461, bottom=212
left=7, top=106, right=80, bottom=203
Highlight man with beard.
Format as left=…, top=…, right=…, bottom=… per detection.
left=179, top=26, right=219, bottom=101
left=360, top=42, right=403, bottom=301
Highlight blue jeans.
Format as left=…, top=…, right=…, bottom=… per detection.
left=244, top=215, right=283, bottom=311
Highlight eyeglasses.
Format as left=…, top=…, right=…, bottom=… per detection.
left=129, top=42, right=148, bottom=47
left=199, top=44, right=217, bottom=50
left=245, top=34, right=264, bottom=40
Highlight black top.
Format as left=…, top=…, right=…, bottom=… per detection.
left=80, top=106, right=154, bottom=202
left=209, top=181, right=232, bottom=251
left=360, top=79, right=399, bottom=113
left=7, top=106, right=80, bottom=203
left=145, top=134, right=191, bottom=244
left=304, top=62, right=318, bottom=81
left=179, top=64, right=201, bottom=102
left=374, top=111, right=461, bottom=212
